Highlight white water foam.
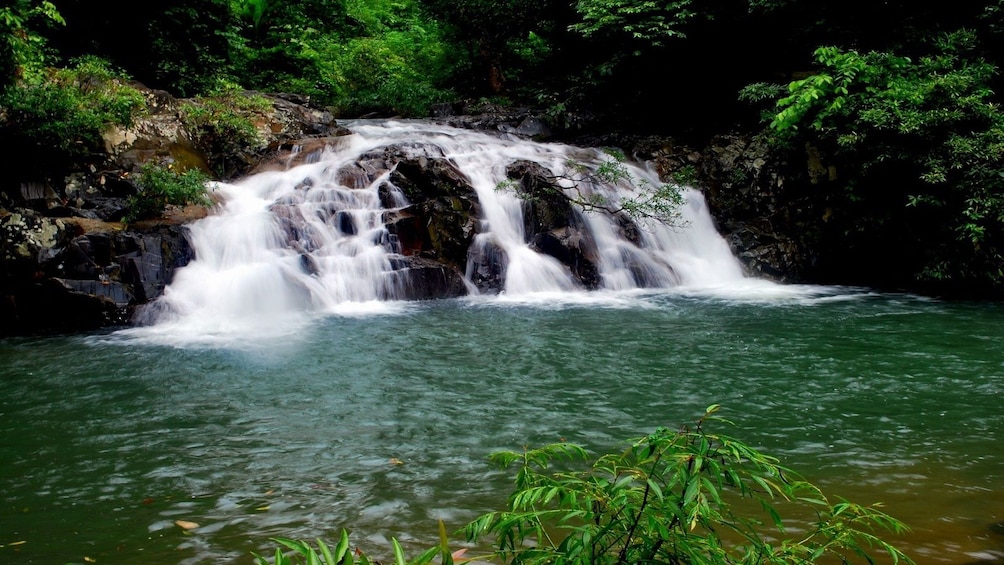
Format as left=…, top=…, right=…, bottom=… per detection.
left=119, top=119, right=847, bottom=346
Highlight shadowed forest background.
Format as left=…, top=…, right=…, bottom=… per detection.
left=3, top=0, right=1004, bottom=295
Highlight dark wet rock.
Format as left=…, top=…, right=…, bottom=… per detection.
left=467, top=239, right=507, bottom=294
left=390, top=157, right=474, bottom=203
left=505, top=160, right=576, bottom=234
left=386, top=255, right=468, bottom=300
left=383, top=156, right=480, bottom=270
left=1, top=84, right=351, bottom=335
left=0, top=209, right=194, bottom=335
left=624, top=133, right=815, bottom=283
left=530, top=228, right=601, bottom=289
left=504, top=160, right=602, bottom=289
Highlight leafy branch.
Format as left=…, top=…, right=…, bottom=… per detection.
left=500, top=151, right=687, bottom=227
left=464, top=404, right=914, bottom=565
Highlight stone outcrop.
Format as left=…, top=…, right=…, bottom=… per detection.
left=619, top=133, right=818, bottom=284
left=1, top=86, right=827, bottom=336
left=0, top=85, right=347, bottom=336
left=505, top=160, right=601, bottom=288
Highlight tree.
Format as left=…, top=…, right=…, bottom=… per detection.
left=47, top=0, right=235, bottom=95
left=420, top=0, right=563, bottom=94
left=0, top=0, right=63, bottom=90
left=768, top=31, right=1004, bottom=293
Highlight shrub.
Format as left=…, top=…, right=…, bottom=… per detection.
left=767, top=31, right=1004, bottom=292
left=0, top=56, right=145, bottom=177
left=179, top=85, right=271, bottom=175
left=125, top=162, right=211, bottom=223
left=465, top=405, right=913, bottom=564
left=0, top=0, right=64, bottom=90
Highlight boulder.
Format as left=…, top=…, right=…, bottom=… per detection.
left=504, top=160, right=602, bottom=289
left=0, top=211, right=194, bottom=335
left=0, top=84, right=351, bottom=335
left=384, top=156, right=480, bottom=270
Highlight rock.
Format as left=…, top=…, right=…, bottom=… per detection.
left=385, top=255, right=468, bottom=300
left=0, top=84, right=349, bottom=335
left=636, top=133, right=815, bottom=283
left=515, top=117, right=552, bottom=139
left=466, top=239, right=507, bottom=294
left=530, top=228, right=601, bottom=289
left=504, top=160, right=602, bottom=288
left=384, top=156, right=481, bottom=270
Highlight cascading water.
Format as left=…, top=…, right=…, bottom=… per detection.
left=130, top=120, right=767, bottom=342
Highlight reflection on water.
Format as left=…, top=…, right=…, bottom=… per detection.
left=1, top=289, right=1003, bottom=564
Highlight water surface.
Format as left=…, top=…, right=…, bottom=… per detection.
left=2, top=289, right=1002, bottom=564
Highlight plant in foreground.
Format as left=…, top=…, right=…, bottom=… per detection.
left=258, top=405, right=913, bottom=564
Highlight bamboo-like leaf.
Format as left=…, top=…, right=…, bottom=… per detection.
left=334, top=530, right=351, bottom=563
left=317, top=538, right=335, bottom=565
left=391, top=538, right=407, bottom=565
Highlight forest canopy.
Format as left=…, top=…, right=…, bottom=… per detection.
left=3, top=0, right=1004, bottom=294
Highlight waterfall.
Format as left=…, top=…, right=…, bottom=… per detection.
left=132, top=120, right=766, bottom=340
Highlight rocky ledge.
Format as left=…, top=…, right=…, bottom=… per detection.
left=1, top=90, right=811, bottom=336
left=0, top=87, right=348, bottom=336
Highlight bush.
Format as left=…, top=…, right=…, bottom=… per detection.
left=179, top=85, right=271, bottom=175
left=0, top=0, right=64, bottom=91
left=258, top=406, right=913, bottom=565
left=0, top=56, right=145, bottom=178
left=125, top=162, right=211, bottom=223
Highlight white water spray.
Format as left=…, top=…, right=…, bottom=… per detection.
left=130, top=120, right=779, bottom=342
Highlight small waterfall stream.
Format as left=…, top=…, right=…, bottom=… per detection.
left=136, top=120, right=763, bottom=340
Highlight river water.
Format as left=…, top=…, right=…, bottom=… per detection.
left=2, top=290, right=1002, bottom=564
left=2, top=121, right=1003, bottom=564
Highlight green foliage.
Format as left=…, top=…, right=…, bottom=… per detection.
left=253, top=530, right=376, bottom=565
left=125, top=162, right=211, bottom=223
left=465, top=405, right=914, bottom=564
left=323, top=31, right=455, bottom=116
left=420, top=0, right=558, bottom=94
left=41, top=0, right=234, bottom=97
left=148, top=1, right=236, bottom=96
left=180, top=86, right=270, bottom=173
left=254, top=523, right=459, bottom=565
left=0, top=0, right=63, bottom=89
left=227, top=0, right=456, bottom=116
left=0, top=56, right=145, bottom=176
left=767, top=31, right=1004, bottom=289
left=570, top=0, right=698, bottom=46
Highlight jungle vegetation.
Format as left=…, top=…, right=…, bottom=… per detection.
left=2, top=0, right=1003, bottom=293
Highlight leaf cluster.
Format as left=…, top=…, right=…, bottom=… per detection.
left=570, top=0, right=699, bottom=46
left=179, top=86, right=270, bottom=174
left=0, top=0, right=64, bottom=89
left=465, top=405, right=914, bottom=564
left=0, top=55, right=145, bottom=175
left=256, top=520, right=464, bottom=565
